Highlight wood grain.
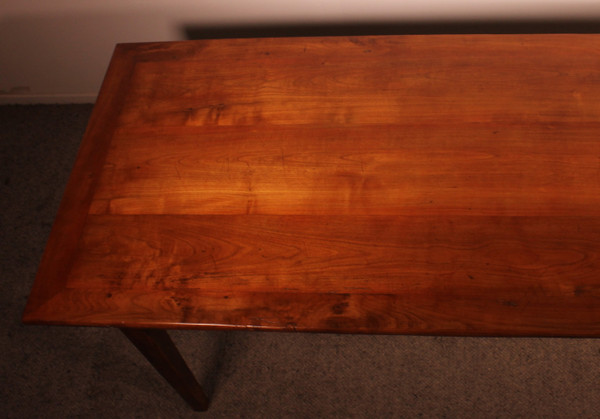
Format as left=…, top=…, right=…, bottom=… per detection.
left=23, top=34, right=600, bottom=336
left=26, top=287, right=600, bottom=336
left=67, top=214, right=600, bottom=295
left=22, top=44, right=137, bottom=314
left=89, top=124, right=600, bottom=216
left=116, top=36, right=600, bottom=126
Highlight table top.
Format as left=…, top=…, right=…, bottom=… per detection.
left=23, top=34, right=600, bottom=336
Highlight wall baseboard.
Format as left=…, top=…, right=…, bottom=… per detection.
left=0, top=94, right=97, bottom=105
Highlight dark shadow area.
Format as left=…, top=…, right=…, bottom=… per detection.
left=183, top=19, right=600, bottom=39
left=196, top=331, right=230, bottom=400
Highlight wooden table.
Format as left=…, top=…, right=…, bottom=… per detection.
left=23, top=34, right=600, bottom=411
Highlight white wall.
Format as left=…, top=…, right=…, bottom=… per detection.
left=2, top=0, right=600, bottom=104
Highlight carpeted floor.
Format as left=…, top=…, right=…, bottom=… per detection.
left=2, top=104, right=600, bottom=418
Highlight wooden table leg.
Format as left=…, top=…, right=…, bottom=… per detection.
left=121, top=328, right=209, bottom=411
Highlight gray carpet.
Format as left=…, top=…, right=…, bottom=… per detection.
left=2, top=104, right=600, bottom=418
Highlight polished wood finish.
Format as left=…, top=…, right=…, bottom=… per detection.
left=24, top=35, right=600, bottom=337
left=121, top=328, right=208, bottom=411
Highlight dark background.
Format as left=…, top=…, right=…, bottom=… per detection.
left=183, top=19, right=600, bottom=39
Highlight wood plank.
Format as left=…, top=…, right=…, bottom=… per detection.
left=65, top=214, right=600, bottom=304
left=90, top=124, right=600, bottom=216
left=25, top=286, right=600, bottom=336
left=115, top=35, right=600, bottom=127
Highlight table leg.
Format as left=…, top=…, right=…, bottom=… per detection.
left=121, top=328, right=209, bottom=411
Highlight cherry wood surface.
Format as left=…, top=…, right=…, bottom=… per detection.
left=23, top=35, right=600, bottom=336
